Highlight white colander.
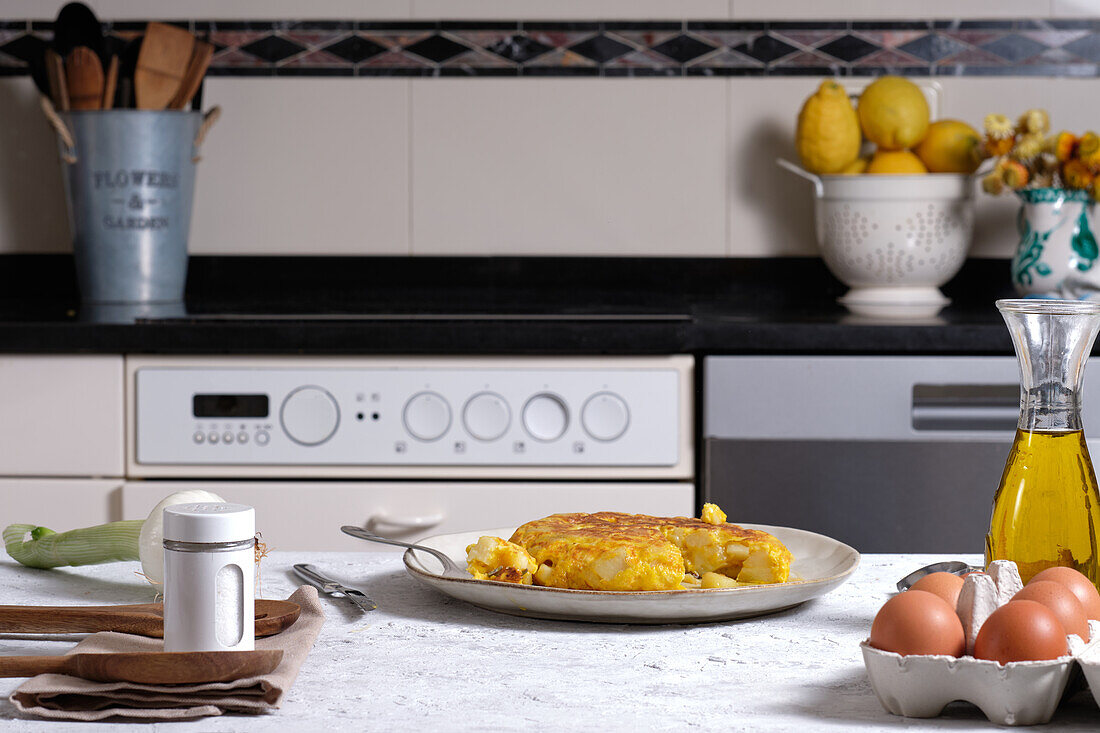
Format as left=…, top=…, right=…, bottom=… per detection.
left=779, top=159, right=975, bottom=318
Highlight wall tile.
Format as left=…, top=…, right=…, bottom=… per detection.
left=410, top=79, right=727, bottom=256
left=411, top=1, right=729, bottom=20
left=727, top=77, right=817, bottom=255
left=731, top=0, right=1054, bottom=20
left=1, top=1, right=413, bottom=21
left=0, top=79, right=70, bottom=253
left=191, top=78, right=409, bottom=255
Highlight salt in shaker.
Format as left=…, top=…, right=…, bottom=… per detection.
left=163, top=502, right=256, bottom=652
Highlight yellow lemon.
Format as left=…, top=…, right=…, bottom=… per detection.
left=866, top=150, right=928, bottom=175
left=915, top=119, right=982, bottom=173
left=838, top=156, right=870, bottom=175
left=796, top=80, right=861, bottom=174
left=857, top=76, right=930, bottom=151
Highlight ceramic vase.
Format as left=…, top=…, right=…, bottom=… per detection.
left=1012, top=188, right=1100, bottom=298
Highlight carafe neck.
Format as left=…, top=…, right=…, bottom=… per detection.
left=998, top=299, right=1100, bottom=433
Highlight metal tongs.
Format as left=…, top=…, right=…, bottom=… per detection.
left=896, top=561, right=984, bottom=592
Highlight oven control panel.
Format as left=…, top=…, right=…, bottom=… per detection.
left=130, top=357, right=690, bottom=470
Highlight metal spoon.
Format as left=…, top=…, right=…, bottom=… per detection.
left=340, top=525, right=468, bottom=579
left=896, top=560, right=984, bottom=592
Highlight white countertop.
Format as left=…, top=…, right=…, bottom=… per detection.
left=2, top=551, right=1099, bottom=731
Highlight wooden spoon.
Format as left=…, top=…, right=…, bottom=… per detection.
left=65, top=46, right=103, bottom=110
left=134, top=21, right=195, bottom=110
left=0, top=599, right=300, bottom=638
left=168, top=40, right=214, bottom=110
left=0, top=649, right=282, bottom=684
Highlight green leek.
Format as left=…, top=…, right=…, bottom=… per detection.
left=3, top=521, right=143, bottom=568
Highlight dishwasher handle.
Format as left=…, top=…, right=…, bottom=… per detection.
left=911, top=384, right=1020, bottom=432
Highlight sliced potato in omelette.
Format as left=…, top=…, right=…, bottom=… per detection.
left=465, top=536, right=538, bottom=584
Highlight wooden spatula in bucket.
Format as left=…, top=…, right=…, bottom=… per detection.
left=0, top=649, right=283, bottom=683
left=134, top=21, right=195, bottom=110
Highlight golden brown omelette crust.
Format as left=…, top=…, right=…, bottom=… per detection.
left=509, top=511, right=792, bottom=591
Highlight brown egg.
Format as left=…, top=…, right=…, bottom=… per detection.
left=974, top=600, right=1070, bottom=663
left=870, top=590, right=965, bottom=657
left=1013, top=581, right=1090, bottom=641
left=1029, top=566, right=1100, bottom=622
left=909, top=572, right=965, bottom=609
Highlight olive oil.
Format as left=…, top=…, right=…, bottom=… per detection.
left=986, top=428, right=1100, bottom=585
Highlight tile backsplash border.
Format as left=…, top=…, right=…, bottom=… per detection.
left=2, top=18, right=1100, bottom=77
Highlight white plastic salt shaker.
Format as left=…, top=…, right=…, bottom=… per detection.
left=163, top=502, right=255, bottom=653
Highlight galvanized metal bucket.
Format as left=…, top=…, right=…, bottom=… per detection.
left=44, top=102, right=219, bottom=304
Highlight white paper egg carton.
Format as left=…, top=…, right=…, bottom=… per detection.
left=862, top=622, right=1096, bottom=726
left=862, top=562, right=1100, bottom=728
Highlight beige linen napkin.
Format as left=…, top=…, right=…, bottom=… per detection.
left=10, top=585, right=324, bottom=722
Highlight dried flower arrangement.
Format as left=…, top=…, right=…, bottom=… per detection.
left=980, top=109, right=1100, bottom=199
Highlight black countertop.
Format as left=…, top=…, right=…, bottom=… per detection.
left=0, top=255, right=1020, bottom=355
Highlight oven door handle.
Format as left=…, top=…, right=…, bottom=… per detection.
left=365, top=512, right=445, bottom=532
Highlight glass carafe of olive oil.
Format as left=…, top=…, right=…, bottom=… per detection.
left=988, top=299, right=1100, bottom=588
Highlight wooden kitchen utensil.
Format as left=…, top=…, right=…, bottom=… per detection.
left=167, top=40, right=214, bottom=110
left=101, top=54, right=118, bottom=109
left=0, top=598, right=300, bottom=638
left=64, top=46, right=104, bottom=110
left=0, top=649, right=283, bottom=683
left=134, top=22, right=195, bottom=110
left=44, top=49, right=69, bottom=111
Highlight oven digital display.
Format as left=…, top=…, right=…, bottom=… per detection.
left=192, top=394, right=269, bottom=418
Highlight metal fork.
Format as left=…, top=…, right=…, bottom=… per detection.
left=340, top=525, right=468, bottom=579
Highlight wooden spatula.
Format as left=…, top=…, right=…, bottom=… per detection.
left=168, top=40, right=214, bottom=110
left=0, top=599, right=300, bottom=638
left=0, top=649, right=282, bottom=683
left=134, top=21, right=195, bottom=110
left=65, top=46, right=103, bottom=110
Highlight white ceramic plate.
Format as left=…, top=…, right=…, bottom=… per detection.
left=403, top=524, right=860, bottom=624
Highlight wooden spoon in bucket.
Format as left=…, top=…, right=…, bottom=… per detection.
left=65, top=46, right=104, bottom=110
left=0, top=599, right=300, bottom=638
left=0, top=649, right=282, bottom=684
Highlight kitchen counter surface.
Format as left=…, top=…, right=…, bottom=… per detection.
left=2, top=551, right=1099, bottom=730
left=0, top=256, right=1021, bottom=356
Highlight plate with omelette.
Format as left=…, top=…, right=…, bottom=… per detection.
left=402, top=504, right=859, bottom=623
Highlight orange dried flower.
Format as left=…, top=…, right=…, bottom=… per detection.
left=1063, top=158, right=1095, bottom=189
left=1054, top=131, right=1078, bottom=162
left=1077, top=131, right=1100, bottom=166
left=985, top=137, right=1015, bottom=157
left=1093, top=178, right=1100, bottom=202
left=1000, top=159, right=1030, bottom=189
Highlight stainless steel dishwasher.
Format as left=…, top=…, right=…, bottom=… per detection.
left=704, top=356, right=1100, bottom=554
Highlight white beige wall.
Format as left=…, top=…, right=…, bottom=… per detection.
left=5, top=74, right=1098, bottom=258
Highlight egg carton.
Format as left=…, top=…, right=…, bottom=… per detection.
left=862, top=620, right=1100, bottom=726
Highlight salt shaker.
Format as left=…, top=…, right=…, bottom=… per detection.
left=163, top=502, right=255, bottom=652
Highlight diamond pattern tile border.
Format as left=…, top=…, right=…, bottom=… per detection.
left=2, top=18, right=1100, bottom=77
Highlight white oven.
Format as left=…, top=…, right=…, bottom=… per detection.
left=121, top=356, right=694, bottom=550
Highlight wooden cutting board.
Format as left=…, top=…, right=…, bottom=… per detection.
left=134, top=21, right=195, bottom=110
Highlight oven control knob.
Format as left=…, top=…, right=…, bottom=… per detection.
left=404, top=391, right=451, bottom=441
left=463, top=392, right=510, bottom=441
left=582, top=392, right=630, bottom=441
left=523, top=393, right=568, bottom=441
left=280, top=386, right=340, bottom=446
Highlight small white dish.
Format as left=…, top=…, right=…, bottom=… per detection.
left=403, top=524, right=860, bottom=624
